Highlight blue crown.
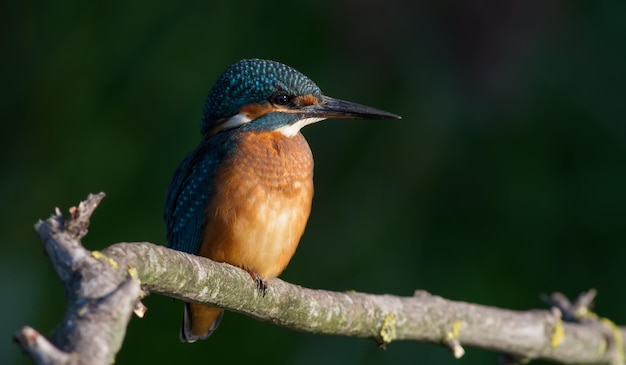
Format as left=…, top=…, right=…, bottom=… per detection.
left=201, top=59, right=322, bottom=136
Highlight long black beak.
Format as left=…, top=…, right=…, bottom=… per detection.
left=302, top=95, right=401, bottom=120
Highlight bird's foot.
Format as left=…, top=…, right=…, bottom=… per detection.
left=247, top=270, right=268, bottom=297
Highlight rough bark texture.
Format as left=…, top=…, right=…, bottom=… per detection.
left=14, top=193, right=626, bottom=365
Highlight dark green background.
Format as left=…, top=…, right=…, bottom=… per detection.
left=3, top=1, right=625, bottom=364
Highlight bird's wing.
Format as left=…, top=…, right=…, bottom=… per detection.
left=164, top=139, right=224, bottom=254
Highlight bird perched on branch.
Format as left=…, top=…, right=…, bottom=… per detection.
left=165, top=58, right=400, bottom=342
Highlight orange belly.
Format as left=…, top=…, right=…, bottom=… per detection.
left=198, top=130, right=314, bottom=279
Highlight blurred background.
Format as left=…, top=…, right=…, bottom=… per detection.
left=3, top=1, right=625, bottom=364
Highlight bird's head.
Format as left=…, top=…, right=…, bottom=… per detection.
left=201, top=59, right=400, bottom=137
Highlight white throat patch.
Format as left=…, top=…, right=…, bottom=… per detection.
left=219, top=113, right=326, bottom=137
left=221, top=113, right=252, bottom=130
left=277, top=117, right=326, bottom=137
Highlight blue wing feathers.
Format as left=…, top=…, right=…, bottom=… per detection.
left=164, top=132, right=239, bottom=254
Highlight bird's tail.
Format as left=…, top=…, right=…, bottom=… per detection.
left=180, top=303, right=224, bottom=343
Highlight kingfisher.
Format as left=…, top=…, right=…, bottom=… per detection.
left=164, top=58, right=400, bottom=342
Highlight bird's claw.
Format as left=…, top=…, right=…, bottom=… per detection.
left=247, top=270, right=268, bottom=297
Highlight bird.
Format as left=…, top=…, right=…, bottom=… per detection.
left=164, top=58, right=400, bottom=343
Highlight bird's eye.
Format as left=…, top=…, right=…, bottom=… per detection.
left=271, top=92, right=291, bottom=106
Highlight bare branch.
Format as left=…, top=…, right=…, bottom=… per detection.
left=17, top=193, right=141, bottom=365
left=15, top=194, right=626, bottom=365
left=14, top=327, right=78, bottom=365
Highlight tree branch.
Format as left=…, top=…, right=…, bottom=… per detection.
left=14, top=193, right=626, bottom=365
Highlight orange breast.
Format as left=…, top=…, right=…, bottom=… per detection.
left=198, top=131, right=314, bottom=279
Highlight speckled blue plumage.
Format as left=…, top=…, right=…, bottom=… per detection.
left=164, top=131, right=238, bottom=254
left=201, top=59, right=322, bottom=136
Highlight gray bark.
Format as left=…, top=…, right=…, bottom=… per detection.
left=13, top=193, right=626, bottom=365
